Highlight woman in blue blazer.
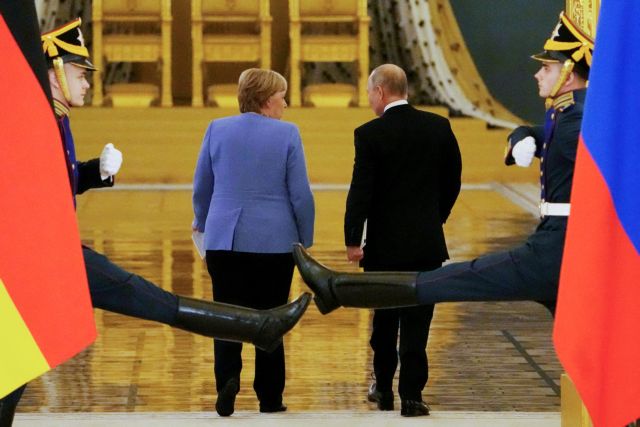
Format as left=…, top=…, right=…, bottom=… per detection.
left=192, top=68, right=315, bottom=416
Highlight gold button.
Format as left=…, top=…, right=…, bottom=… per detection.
left=540, top=171, right=543, bottom=176
left=541, top=157, right=544, bottom=163
left=543, top=143, right=547, bottom=149
left=72, top=164, right=75, bottom=170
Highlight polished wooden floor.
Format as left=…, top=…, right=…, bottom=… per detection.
left=17, top=107, right=561, bottom=416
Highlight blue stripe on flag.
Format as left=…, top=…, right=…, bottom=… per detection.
left=581, top=2, right=640, bottom=253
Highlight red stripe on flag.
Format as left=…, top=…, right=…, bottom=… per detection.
left=0, top=17, right=95, bottom=367
left=555, top=139, right=640, bottom=426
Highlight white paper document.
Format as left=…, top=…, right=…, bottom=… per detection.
left=361, top=219, right=367, bottom=248
left=192, top=231, right=206, bottom=259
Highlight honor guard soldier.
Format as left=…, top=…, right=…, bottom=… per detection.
left=0, top=19, right=310, bottom=427
left=292, top=12, right=594, bottom=318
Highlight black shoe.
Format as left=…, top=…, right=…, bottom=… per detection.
left=400, top=399, right=430, bottom=417
left=367, top=383, right=394, bottom=411
left=215, top=377, right=240, bottom=417
left=259, top=403, right=287, bottom=413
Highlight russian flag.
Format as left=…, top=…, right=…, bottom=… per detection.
left=0, top=4, right=96, bottom=398
left=554, top=2, right=640, bottom=426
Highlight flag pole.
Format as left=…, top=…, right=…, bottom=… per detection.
left=561, top=374, right=593, bottom=427
left=558, top=2, right=598, bottom=426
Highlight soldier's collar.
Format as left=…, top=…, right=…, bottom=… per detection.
left=552, top=92, right=575, bottom=111
left=550, top=88, right=587, bottom=112
left=53, top=98, right=70, bottom=118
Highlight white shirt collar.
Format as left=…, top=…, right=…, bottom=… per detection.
left=383, top=99, right=409, bottom=113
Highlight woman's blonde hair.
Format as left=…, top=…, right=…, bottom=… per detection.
left=237, top=68, right=287, bottom=113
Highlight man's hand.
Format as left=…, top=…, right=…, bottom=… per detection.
left=511, top=136, right=536, bottom=167
left=100, top=143, right=123, bottom=179
left=346, top=245, right=364, bottom=262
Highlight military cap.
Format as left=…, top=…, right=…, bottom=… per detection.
left=41, top=18, right=96, bottom=70
left=532, top=12, right=594, bottom=79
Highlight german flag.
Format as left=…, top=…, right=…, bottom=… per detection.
left=0, top=3, right=96, bottom=398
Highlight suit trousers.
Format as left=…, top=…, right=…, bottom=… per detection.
left=415, top=219, right=565, bottom=315
left=368, top=261, right=441, bottom=402
left=206, top=250, right=294, bottom=406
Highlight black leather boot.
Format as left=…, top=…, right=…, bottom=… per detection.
left=0, top=385, right=25, bottom=427
left=0, top=400, right=17, bottom=427
left=174, top=293, right=311, bottom=353
left=292, top=243, right=420, bottom=314
left=0, top=401, right=16, bottom=427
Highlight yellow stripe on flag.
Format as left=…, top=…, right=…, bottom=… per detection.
left=0, top=278, right=50, bottom=398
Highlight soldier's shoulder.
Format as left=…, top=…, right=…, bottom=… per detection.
left=554, top=88, right=587, bottom=115
left=553, top=92, right=577, bottom=113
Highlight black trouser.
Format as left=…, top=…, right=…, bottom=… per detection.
left=0, top=385, right=26, bottom=427
left=206, top=250, right=294, bottom=407
left=415, top=220, right=565, bottom=315
left=0, top=247, right=180, bottom=425
left=368, top=261, right=441, bottom=402
left=84, top=246, right=179, bottom=324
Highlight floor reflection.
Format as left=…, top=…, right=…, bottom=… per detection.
left=17, top=189, right=560, bottom=413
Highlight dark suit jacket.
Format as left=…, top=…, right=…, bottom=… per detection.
left=344, top=104, right=462, bottom=269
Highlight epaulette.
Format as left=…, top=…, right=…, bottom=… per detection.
left=552, top=91, right=575, bottom=112
left=53, top=98, right=70, bottom=118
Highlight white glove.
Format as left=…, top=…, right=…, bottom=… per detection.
left=511, top=136, right=536, bottom=167
left=100, top=143, right=123, bottom=179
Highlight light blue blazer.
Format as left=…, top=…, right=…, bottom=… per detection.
left=193, top=112, right=315, bottom=253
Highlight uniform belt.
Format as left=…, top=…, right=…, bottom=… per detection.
left=540, top=202, right=570, bottom=217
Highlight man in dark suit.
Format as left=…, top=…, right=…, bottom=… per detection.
left=343, top=64, right=462, bottom=417
left=294, top=9, right=591, bottom=348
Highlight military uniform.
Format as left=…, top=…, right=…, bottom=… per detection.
left=52, top=97, right=181, bottom=322
left=41, top=19, right=185, bottom=327
left=41, top=18, right=309, bottom=341
left=409, top=12, right=592, bottom=310
left=292, top=11, right=595, bottom=319
left=0, top=19, right=309, bottom=426
left=413, top=89, right=585, bottom=312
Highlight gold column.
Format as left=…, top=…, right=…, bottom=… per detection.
left=191, top=0, right=204, bottom=107
left=92, top=0, right=104, bottom=106
left=560, top=0, right=600, bottom=427
left=357, top=0, right=370, bottom=107
left=160, top=0, right=173, bottom=107
left=260, top=0, right=272, bottom=69
left=561, top=374, right=593, bottom=427
left=288, top=0, right=302, bottom=107
left=559, top=3, right=599, bottom=425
